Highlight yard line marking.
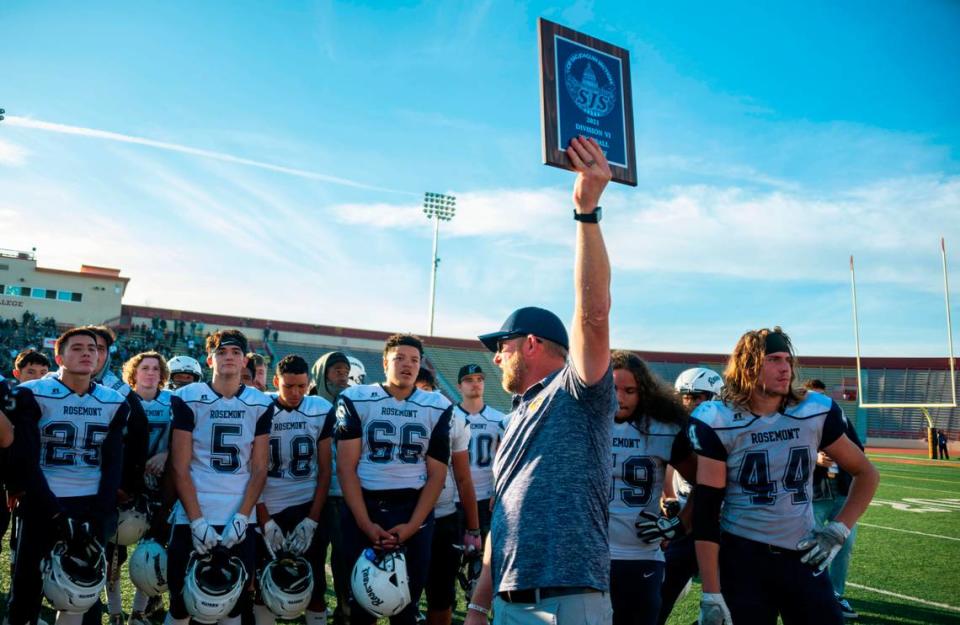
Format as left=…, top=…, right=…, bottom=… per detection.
left=847, top=583, right=960, bottom=612
left=877, top=471, right=960, bottom=485
left=859, top=522, right=960, bottom=541
left=877, top=477, right=960, bottom=495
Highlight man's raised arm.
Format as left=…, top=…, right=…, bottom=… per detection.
left=566, top=136, right=613, bottom=385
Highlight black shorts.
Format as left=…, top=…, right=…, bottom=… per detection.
left=719, top=532, right=842, bottom=625
left=610, top=559, right=664, bottom=625
left=425, top=512, right=462, bottom=611
left=340, top=489, right=435, bottom=625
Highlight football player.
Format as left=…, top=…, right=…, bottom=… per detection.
left=453, top=364, right=505, bottom=540
left=5, top=327, right=130, bottom=625
left=123, top=351, right=175, bottom=625
left=84, top=326, right=150, bottom=500
left=690, top=327, right=879, bottom=625
left=309, top=351, right=353, bottom=624
left=425, top=371, right=480, bottom=625
left=657, top=367, right=723, bottom=625
left=12, top=349, right=51, bottom=382
left=165, top=329, right=274, bottom=625
left=253, top=354, right=333, bottom=625
left=335, top=334, right=452, bottom=625
left=167, top=355, right=203, bottom=390
left=242, top=353, right=268, bottom=391
left=609, top=351, right=697, bottom=625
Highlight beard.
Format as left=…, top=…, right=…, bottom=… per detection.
left=500, top=352, right=526, bottom=394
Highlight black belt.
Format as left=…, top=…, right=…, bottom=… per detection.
left=722, top=532, right=799, bottom=555
left=498, top=587, right=599, bottom=604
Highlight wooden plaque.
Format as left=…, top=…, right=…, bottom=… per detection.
left=538, top=18, right=637, bottom=186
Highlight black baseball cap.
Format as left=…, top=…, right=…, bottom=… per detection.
left=478, top=307, right=569, bottom=352
left=458, top=364, right=484, bottom=382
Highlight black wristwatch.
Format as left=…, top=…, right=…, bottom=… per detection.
left=573, top=206, right=602, bottom=223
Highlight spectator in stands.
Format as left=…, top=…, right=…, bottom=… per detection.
left=12, top=349, right=50, bottom=382
left=307, top=351, right=352, bottom=624
left=804, top=378, right=864, bottom=620
left=938, top=429, right=950, bottom=460
left=417, top=367, right=438, bottom=392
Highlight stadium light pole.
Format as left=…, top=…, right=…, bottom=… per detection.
left=423, top=192, right=456, bottom=336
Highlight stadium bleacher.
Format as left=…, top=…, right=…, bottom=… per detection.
left=3, top=304, right=957, bottom=442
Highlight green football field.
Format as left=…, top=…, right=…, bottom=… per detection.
left=2, top=454, right=959, bottom=624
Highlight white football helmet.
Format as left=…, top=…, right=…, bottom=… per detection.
left=183, top=549, right=248, bottom=624
left=259, top=554, right=314, bottom=618
left=351, top=548, right=410, bottom=618
left=42, top=533, right=107, bottom=614
left=167, top=356, right=203, bottom=386
left=347, top=356, right=366, bottom=386
left=674, top=367, right=723, bottom=397
left=129, top=539, right=168, bottom=596
left=113, top=499, right=150, bottom=546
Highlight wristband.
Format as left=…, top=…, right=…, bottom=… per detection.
left=467, top=603, right=490, bottom=616
left=465, top=528, right=482, bottom=537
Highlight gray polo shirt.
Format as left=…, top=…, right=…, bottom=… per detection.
left=491, top=362, right=616, bottom=592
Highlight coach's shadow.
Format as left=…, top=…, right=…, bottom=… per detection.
left=846, top=596, right=960, bottom=624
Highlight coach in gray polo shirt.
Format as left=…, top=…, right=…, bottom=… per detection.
left=465, top=136, right=617, bottom=625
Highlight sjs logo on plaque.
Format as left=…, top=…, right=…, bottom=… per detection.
left=564, top=52, right=617, bottom=118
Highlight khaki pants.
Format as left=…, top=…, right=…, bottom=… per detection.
left=493, top=592, right=613, bottom=625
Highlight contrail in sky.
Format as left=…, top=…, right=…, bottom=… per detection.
left=4, top=116, right=415, bottom=196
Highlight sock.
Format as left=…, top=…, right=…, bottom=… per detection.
left=252, top=605, right=275, bottom=625
left=107, top=580, right=123, bottom=616
left=55, top=613, right=83, bottom=625
left=218, top=617, right=242, bottom=625
left=163, top=613, right=190, bottom=625
left=132, top=590, right=149, bottom=613
left=305, top=610, right=327, bottom=625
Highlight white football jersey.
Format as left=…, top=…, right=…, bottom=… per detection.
left=457, top=404, right=506, bottom=501
left=139, top=389, right=174, bottom=457
left=435, top=407, right=470, bottom=518
left=21, top=377, right=128, bottom=498
left=690, top=392, right=846, bottom=549
left=334, top=384, right=452, bottom=491
left=609, top=418, right=691, bottom=561
left=261, top=394, right=333, bottom=514
left=171, top=383, right=274, bottom=525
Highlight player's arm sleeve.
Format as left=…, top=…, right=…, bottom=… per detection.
left=688, top=417, right=728, bottom=461
left=255, top=403, right=274, bottom=436
left=670, top=424, right=694, bottom=466
left=426, top=406, right=453, bottom=463
left=5, top=388, right=63, bottom=519
left=333, top=396, right=362, bottom=441
left=97, top=401, right=129, bottom=514
left=818, top=402, right=846, bottom=450
left=452, top=412, right=470, bottom=453
left=122, top=394, right=149, bottom=495
left=171, top=396, right=196, bottom=431
left=319, top=406, right=335, bottom=441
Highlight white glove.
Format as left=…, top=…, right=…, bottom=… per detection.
left=797, top=521, right=850, bottom=574
left=635, top=511, right=685, bottom=545
left=190, top=517, right=220, bottom=555
left=286, top=518, right=318, bottom=555
left=262, top=519, right=285, bottom=555
left=699, top=592, right=733, bottom=625
left=220, top=512, right=250, bottom=549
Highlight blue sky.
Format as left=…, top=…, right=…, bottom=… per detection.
left=2, top=0, right=958, bottom=356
